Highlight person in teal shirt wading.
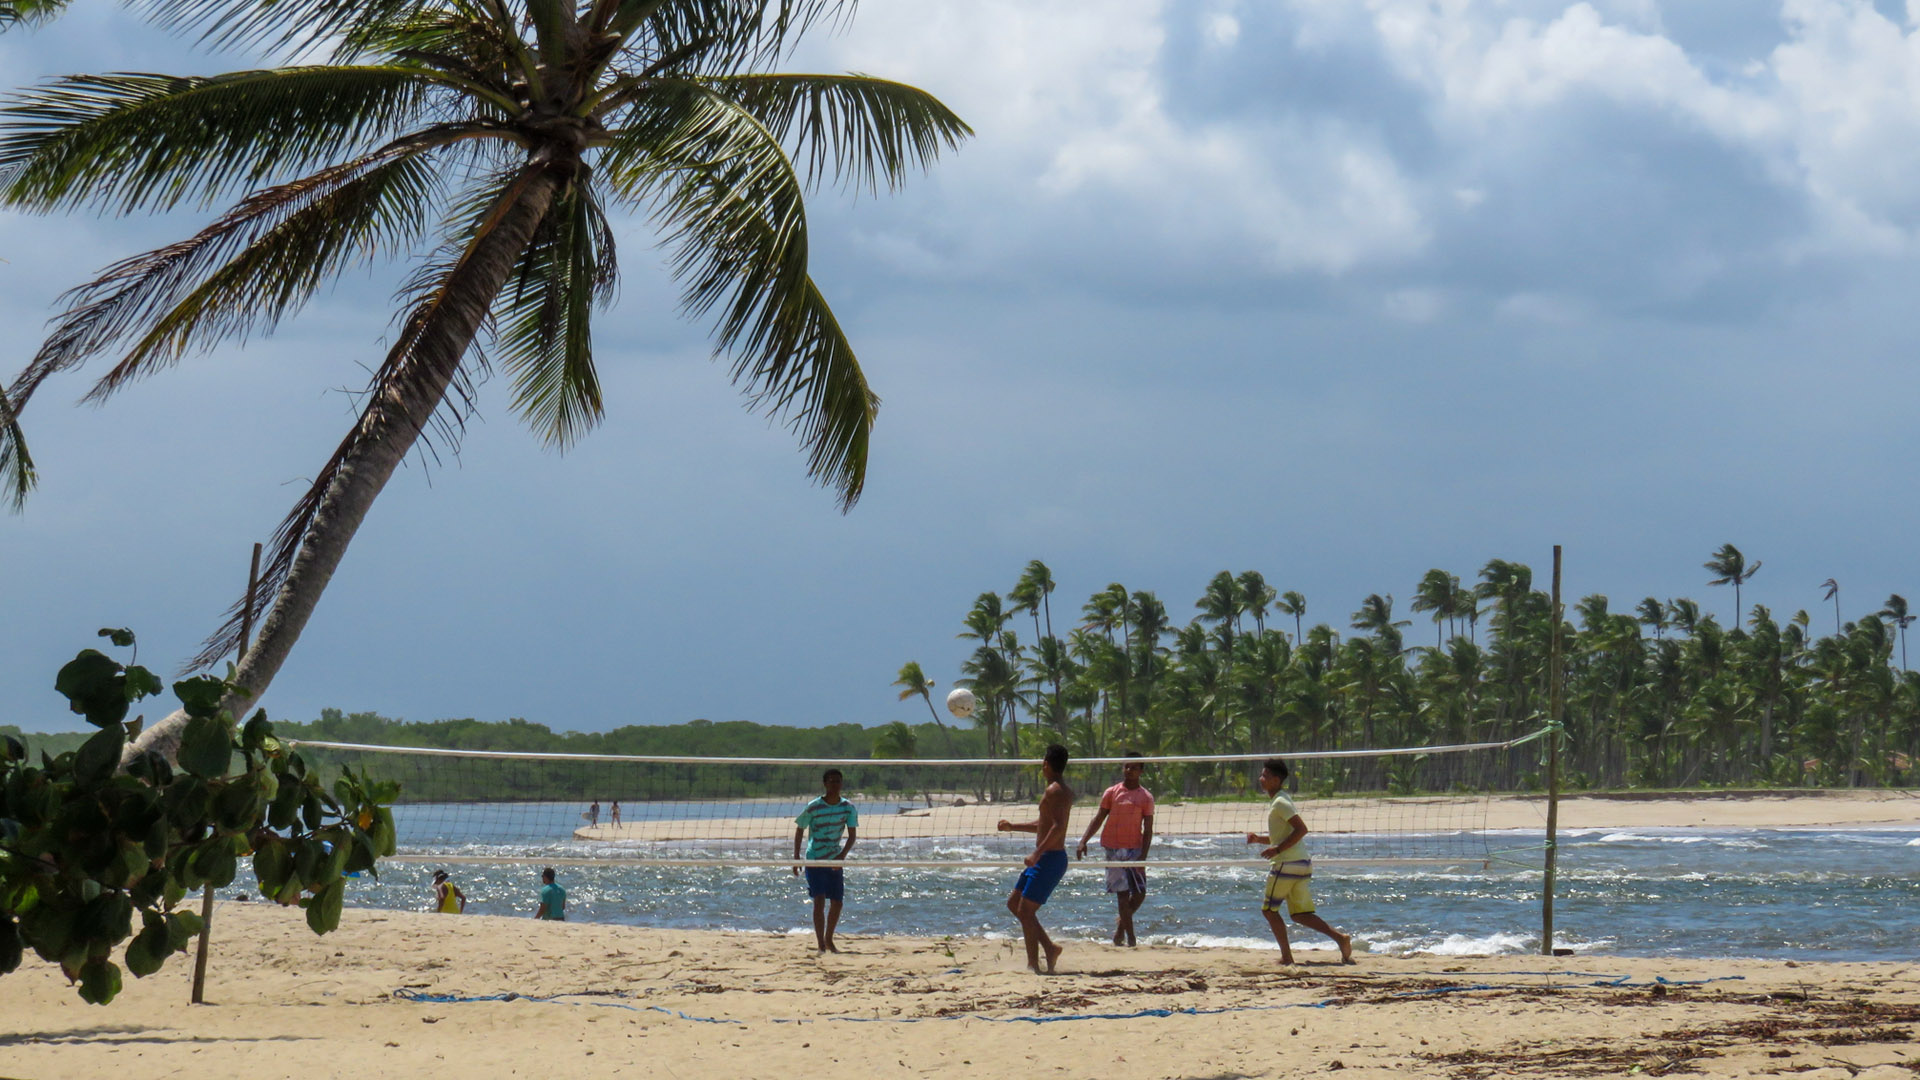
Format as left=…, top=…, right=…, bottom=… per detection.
left=793, top=769, right=859, bottom=953
left=535, top=867, right=566, bottom=921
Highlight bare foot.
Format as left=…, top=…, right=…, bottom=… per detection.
left=1335, top=933, right=1355, bottom=965
left=1111, top=929, right=1124, bottom=946
left=1042, top=942, right=1063, bottom=974
left=1279, top=954, right=1296, bottom=966
left=827, top=943, right=841, bottom=954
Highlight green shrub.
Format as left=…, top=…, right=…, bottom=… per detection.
left=0, top=630, right=396, bottom=1004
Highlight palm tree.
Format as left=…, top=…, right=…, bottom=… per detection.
left=1277, top=590, right=1306, bottom=643
left=1350, top=593, right=1409, bottom=655
left=1879, top=595, right=1914, bottom=671
left=1196, top=570, right=1239, bottom=658
left=1236, top=570, right=1276, bottom=636
left=1704, top=544, right=1761, bottom=623
left=1010, top=560, right=1062, bottom=729
left=1636, top=597, right=1668, bottom=640
left=1410, top=568, right=1456, bottom=650
left=892, top=660, right=954, bottom=753
left=0, top=0, right=968, bottom=759
left=1822, top=579, right=1842, bottom=636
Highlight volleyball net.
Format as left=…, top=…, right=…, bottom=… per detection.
left=284, top=733, right=1553, bottom=870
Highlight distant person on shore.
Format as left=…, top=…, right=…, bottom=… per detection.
left=998, top=744, right=1074, bottom=974
left=1076, top=749, right=1154, bottom=946
left=535, top=867, right=567, bottom=921
left=610, top=800, right=621, bottom=827
left=1245, top=759, right=1353, bottom=965
left=432, top=870, right=467, bottom=914
left=793, top=768, right=859, bottom=953
left=586, top=800, right=600, bottom=827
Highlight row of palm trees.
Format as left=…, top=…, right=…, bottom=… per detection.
left=897, top=549, right=1920, bottom=789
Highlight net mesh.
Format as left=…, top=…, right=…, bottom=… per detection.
left=289, top=737, right=1547, bottom=869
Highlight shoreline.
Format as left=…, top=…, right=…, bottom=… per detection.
left=5, top=903, right=1917, bottom=1079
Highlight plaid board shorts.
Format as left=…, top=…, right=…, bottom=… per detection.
left=1262, top=860, right=1314, bottom=916
left=1103, top=847, right=1146, bottom=894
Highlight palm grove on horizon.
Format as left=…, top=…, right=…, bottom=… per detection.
left=893, top=548, right=1919, bottom=792
left=162, top=544, right=1920, bottom=797
left=0, top=0, right=968, bottom=764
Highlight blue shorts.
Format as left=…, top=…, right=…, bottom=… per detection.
left=804, top=866, right=845, bottom=902
left=1014, top=850, right=1069, bottom=906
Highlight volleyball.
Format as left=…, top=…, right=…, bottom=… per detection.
left=945, top=687, right=977, bottom=719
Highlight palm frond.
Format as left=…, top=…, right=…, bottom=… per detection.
left=693, top=73, right=969, bottom=192
left=0, top=379, right=34, bottom=511
left=601, top=90, right=875, bottom=508
left=492, top=174, right=618, bottom=449
left=0, top=0, right=73, bottom=29
left=622, top=0, right=855, bottom=76
left=138, top=0, right=436, bottom=55
left=13, top=129, right=480, bottom=414
left=0, top=66, right=448, bottom=213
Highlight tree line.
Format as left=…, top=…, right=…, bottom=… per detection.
left=898, top=549, right=1919, bottom=789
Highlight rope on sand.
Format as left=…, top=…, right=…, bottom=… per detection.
left=391, top=972, right=1745, bottom=1022
left=390, top=987, right=1334, bottom=1023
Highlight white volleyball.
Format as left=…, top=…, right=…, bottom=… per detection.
left=945, top=687, right=977, bottom=719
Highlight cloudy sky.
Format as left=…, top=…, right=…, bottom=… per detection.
left=5, top=0, right=1920, bottom=735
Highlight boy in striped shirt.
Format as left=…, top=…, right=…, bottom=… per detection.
left=793, top=768, right=859, bottom=953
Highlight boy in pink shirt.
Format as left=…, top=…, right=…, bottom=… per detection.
left=1075, top=751, right=1154, bottom=946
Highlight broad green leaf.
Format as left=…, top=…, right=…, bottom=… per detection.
left=305, top=878, right=344, bottom=934
left=171, top=675, right=227, bottom=719
left=267, top=775, right=301, bottom=829
left=20, top=901, right=75, bottom=963
left=96, top=627, right=136, bottom=647
left=164, top=910, right=202, bottom=951
left=123, top=929, right=164, bottom=977
left=192, top=840, right=237, bottom=888
left=76, top=891, right=132, bottom=945
left=177, top=715, right=233, bottom=778
left=54, top=650, right=130, bottom=728
left=77, top=957, right=122, bottom=1004
left=252, top=837, right=290, bottom=894
left=122, top=665, right=164, bottom=701
left=241, top=710, right=273, bottom=752
left=70, top=724, right=124, bottom=789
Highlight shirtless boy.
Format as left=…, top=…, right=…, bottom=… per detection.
left=1245, top=758, right=1354, bottom=965
left=998, top=743, right=1074, bottom=974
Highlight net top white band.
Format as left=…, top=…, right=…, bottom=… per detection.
left=283, top=738, right=1522, bottom=768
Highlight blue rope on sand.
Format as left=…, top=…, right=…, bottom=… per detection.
left=390, top=987, right=1332, bottom=1024
left=391, top=971, right=1745, bottom=1023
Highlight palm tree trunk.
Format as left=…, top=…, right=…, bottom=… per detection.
left=126, top=164, right=566, bottom=764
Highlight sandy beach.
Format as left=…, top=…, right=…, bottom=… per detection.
left=574, top=788, right=1920, bottom=843
left=5, top=901, right=1918, bottom=1080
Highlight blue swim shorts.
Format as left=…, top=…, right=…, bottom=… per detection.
left=1014, top=850, right=1069, bottom=906
left=804, top=866, right=845, bottom=902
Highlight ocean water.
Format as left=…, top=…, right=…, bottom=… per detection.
left=314, top=812, right=1919, bottom=961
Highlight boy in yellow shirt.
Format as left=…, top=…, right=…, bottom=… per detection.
left=1245, top=758, right=1353, bottom=965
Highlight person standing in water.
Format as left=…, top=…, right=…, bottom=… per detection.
left=998, top=744, right=1074, bottom=974
left=432, top=870, right=466, bottom=914
left=534, top=867, right=566, bottom=920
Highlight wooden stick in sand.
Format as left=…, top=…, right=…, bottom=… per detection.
left=192, top=541, right=261, bottom=1005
